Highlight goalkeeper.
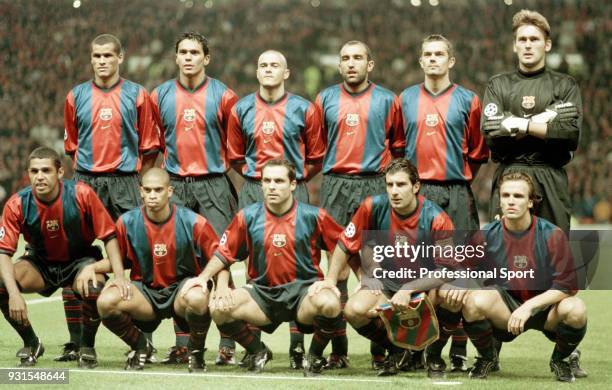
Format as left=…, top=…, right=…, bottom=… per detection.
left=481, top=9, right=582, bottom=234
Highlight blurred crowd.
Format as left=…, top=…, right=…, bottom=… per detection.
left=1, top=0, right=609, bottom=223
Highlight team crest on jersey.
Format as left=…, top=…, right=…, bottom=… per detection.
left=345, top=113, right=360, bottom=127
left=395, top=234, right=408, bottom=245
left=425, top=114, right=439, bottom=127
left=183, top=108, right=196, bottom=122
left=484, top=103, right=498, bottom=118
left=154, top=243, right=168, bottom=257
left=398, top=309, right=421, bottom=329
left=261, top=121, right=276, bottom=135
left=513, top=255, right=528, bottom=269
left=521, top=96, right=536, bottom=110
left=46, top=220, right=59, bottom=232
left=272, top=234, right=287, bottom=248
left=99, top=108, right=113, bottom=121
left=0, top=227, right=5, bottom=240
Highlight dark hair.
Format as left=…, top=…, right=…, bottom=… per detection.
left=28, top=147, right=62, bottom=170
left=175, top=32, right=209, bottom=55
left=262, top=159, right=297, bottom=182
left=91, top=34, right=123, bottom=55
left=512, top=9, right=551, bottom=40
left=421, top=34, right=454, bottom=58
left=498, top=171, right=541, bottom=204
left=341, top=40, right=373, bottom=61
left=384, top=158, right=419, bottom=186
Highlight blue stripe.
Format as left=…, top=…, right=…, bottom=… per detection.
left=238, top=94, right=257, bottom=178
left=62, top=181, right=85, bottom=259
left=118, top=81, right=140, bottom=172
left=244, top=203, right=268, bottom=286
left=203, top=79, right=225, bottom=173
left=74, top=83, right=94, bottom=171
left=174, top=206, right=198, bottom=280
left=294, top=203, right=318, bottom=280
left=157, top=81, right=179, bottom=174
left=371, top=195, right=392, bottom=231
left=483, top=221, right=509, bottom=270
left=283, top=94, right=308, bottom=180
left=362, top=86, right=391, bottom=171
left=18, top=188, right=45, bottom=257
left=321, top=86, right=340, bottom=173
left=124, top=209, right=153, bottom=285
left=444, top=88, right=470, bottom=180
left=400, top=85, right=421, bottom=167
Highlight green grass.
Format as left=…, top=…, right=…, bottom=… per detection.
left=1, top=249, right=611, bottom=389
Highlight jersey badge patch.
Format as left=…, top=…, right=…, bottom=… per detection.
left=521, top=96, right=536, bottom=110
left=154, top=243, right=168, bottom=257
left=513, top=255, right=528, bottom=269
left=272, top=233, right=287, bottom=248
left=99, top=108, right=113, bottom=121
left=425, top=114, right=439, bottom=127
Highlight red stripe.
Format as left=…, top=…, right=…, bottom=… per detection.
left=415, top=310, right=431, bottom=345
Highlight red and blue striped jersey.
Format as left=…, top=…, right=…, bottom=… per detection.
left=0, top=180, right=116, bottom=262
left=316, top=83, right=404, bottom=175
left=400, top=84, right=488, bottom=181
left=151, top=78, right=238, bottom=176
left=339, top=194, right=454, bottom=271
left=64, top=79, right=160, bottom=174
left=116, top=204, right=219, bottom=289
left=216, top=201, right=343, bottom=287
left=227, top=93, right=325, bottom=180
left=478, top=216, right=577, bottom=303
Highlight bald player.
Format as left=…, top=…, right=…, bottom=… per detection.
left=97, top=168, right=225, bottom=372
left=227, top=50, right=324, bottom=368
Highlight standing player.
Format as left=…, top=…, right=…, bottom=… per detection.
left=63, top=33, right=161, bottom=361
left=461, top=172, right=587, bottom=382
left=315, top=40, right=405, bottom=368
left=400, top=34, right=488, bottom=373
left=96, top=168, right=222, bottom=372
left=183, top=159, right=345, bottom=376
left=151, top=32, right=238, bottom=364
left=481, top=10, right=581, bottom=234
left=0, top=147, right=128, bottom=368
left=312, top=158, right=457, bottom=376
left=480, top=11, right=584, bottom=374
left=227, top=49, right=325, bottom=367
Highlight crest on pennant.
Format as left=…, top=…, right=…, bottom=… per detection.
left=272, top=233, right=287, bottom=248
left=425, top=114, right=439, bottom=127
left=513, top=255, right=528, bottom=269
left=46, top=220, right=59, bottom=232
left=99, top=108, right=113, bottom=121
left=261, top=121, right=275, bottom=135
left=395, top=233, right=408, bottom=245
left=398, top=309, right=421, bottom=330
left=345, top=113, right=360, bottom=127
left=154, top=243, right=168, bottom=257
left=183, top=108, right=196, bottom=122
left=521, top=96, right=536, bottom=110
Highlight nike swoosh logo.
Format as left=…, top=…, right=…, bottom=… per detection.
left=426, top=131, right=436, bottom=136
left=101, top=125, right=111, bottom=129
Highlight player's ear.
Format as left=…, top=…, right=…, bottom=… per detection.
left=290, top=179, right=297, bottom=192
left=366, top=59, right=375, bottom=73
left=448, top=55, right=456, bottom=69
left=528, top=199, right=533, bottom=209
left=57, top=166, right=64, bottom=180
left=413, top=181, right=420, bottom=194
left=167, top=185, right=174, bottom=198
left=545, top=39, right=552, bottom=52
left=203, top=54, right=211, bottom=67
left=117, top=51, right=124, bottom=65
left=284, top=68, right=290, bottom=80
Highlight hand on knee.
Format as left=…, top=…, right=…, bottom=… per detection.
left=313, top=290, right=341, bottom=318
left=183, top=289, right=208, bottom=316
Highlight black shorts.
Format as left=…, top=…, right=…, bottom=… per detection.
left=244, top=280, right=315, bottom=334
left=20, top=246, right=103, bottom=297
left=320, top=173, right=385, bottom=226
left=74, top=171, right=141, bottom=221
left=493, top=287, right=556, bottom=342
left=130, top=279, right=190, bottom=333
left=170, top=173, right=238, bottom=235
left=238, top=178, right=309, bottom=209
left=420, top=181, right=480, bottom=231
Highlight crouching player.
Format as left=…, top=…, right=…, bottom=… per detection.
left=0, top=147, right=128, bottom=367
left=312, top=158, right=463, bottom=376
left=462, top=172, right=587, bottom=382
left=183, top=159, right=344, bottom=376
left=96, top=168, right=222, bottom=372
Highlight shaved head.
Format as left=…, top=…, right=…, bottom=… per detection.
left=258, top=50, right=287, bottom=68
left=142, top=167, right=170, bottom=187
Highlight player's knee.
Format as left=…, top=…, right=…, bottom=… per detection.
left=559, top=296, right=587, bottom=328
left=183, top=289, right=209, bottom=315
left=210, top=305, right=231, bottom=324
left=462, top=292, right=488, bottom=321
left=344, top=296, right=369, bottom=323
left=314, top=291, right=341, bottom=318
left=96, top=288, right=121, bottom=316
